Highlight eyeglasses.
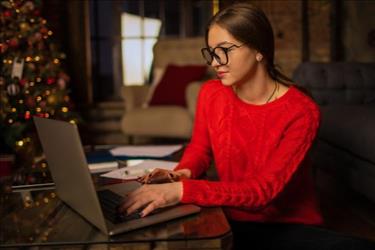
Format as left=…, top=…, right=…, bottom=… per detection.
left=201, top=43, right=246, bottom=66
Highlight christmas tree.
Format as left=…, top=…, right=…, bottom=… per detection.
left=0, top=0, right=80, bottom=185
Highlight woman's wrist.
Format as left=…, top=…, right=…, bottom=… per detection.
left=175, top=169, right=192, bottom=179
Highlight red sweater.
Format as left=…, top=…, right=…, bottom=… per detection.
left=175, top=79, right=323, bottom=225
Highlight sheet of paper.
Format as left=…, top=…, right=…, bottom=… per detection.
left=88, top=161, right=118, bottom=174
left=109, top=144, right=183, bottom=158
left=100, top=159, right=178, bottom=180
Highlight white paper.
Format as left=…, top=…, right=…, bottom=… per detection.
left=109, top=144, right=183, bottom=157
left=88, top=161, right=118, bottom=174
left=100, top=159, right=178, bottom=180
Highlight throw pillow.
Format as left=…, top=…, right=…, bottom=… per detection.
left=148, top=64, right=207, bottom=107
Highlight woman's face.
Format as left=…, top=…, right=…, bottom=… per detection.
left=207, top=24, right=259, bottom=87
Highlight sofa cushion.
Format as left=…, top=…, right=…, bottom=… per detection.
left=121, top=106, right=193, bottom=138
left=148, top=64, right=207, bottom=107
left=319, top=104, right=375, bottom=163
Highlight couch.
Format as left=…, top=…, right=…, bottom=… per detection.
left=120, top=37, right=213, bottom=142
left=293, top=62, right=375, bottom=203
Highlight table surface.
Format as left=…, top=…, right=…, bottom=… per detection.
left=0, top=159, right=231, bottom=248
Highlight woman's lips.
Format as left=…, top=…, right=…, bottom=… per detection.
left=217, top=71, right=228, bottom=78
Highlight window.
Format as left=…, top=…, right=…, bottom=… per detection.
left=89, top=0, right=213, bottom=101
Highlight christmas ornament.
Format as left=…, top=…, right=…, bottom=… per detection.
left=9, top=38, right=19, bottom=48
left=11, top=57, right=24, bottom=79
left=47, top=77, right=55, bottom=85
left=7, top=83, right=20, bottom=96
left=20, top=22, right=30, bottom=31
left=57, top=78, right=66, bottom=89
left=0, top=43, right=8, bottom=53
left=47, top=94, right=56, bottom=105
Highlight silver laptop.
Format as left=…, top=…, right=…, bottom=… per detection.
left=34, top=117, right=201, bottom=236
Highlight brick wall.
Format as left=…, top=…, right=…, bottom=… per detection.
left=222, top=0, right=331, bottom=78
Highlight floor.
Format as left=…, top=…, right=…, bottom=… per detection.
left=316, top=168, right=375, bottom=242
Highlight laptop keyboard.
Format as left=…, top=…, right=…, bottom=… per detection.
left=97, top=189, right=141, bottom=224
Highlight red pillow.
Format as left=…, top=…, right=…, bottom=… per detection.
left=148, top=64, right=207, bottom=107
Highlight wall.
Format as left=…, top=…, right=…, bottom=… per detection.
left=343, top=1, right=375, bottom=62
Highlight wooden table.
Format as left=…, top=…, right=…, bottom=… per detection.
left=0, top=180, right=232, bottom=249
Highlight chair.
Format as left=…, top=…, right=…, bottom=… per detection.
left=120, top=37, right=213, bottom=142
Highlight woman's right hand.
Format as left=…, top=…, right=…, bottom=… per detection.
left=137, top=168, right=191, bottom=184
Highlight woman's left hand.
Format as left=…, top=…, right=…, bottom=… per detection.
left=118, top=182, right=183, bottom=217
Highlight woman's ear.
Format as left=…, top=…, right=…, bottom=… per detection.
left=256, top=53, right=263, bottom=62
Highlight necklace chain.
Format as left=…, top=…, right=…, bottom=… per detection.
left=265, top=80, right=278, bottom=103
left=234, top=80, right=279, bottom=104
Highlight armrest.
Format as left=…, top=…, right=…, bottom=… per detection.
left=121, top=85, right=150, bottom=112
left=186, top=81, right=202, bottom=118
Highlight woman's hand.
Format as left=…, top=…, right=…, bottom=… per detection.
left=137, top=168, right=191, bottom=184
left=118, top=182, right=183, bottom=217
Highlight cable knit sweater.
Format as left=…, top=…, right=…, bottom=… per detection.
left=174, top=79, right=323, bottom=225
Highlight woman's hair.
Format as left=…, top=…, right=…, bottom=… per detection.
left=205, top=2, right=293, bottom=86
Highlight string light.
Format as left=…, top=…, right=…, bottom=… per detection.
left=47, top=31, right=53, bottom=36
left=36, top=107, right=41, bottom=112
left=25, top=56, right=32, bottom=62
left=61, top=107, right=68, bottom=112
left=11, top=107, right=17, bottom=112
left=36, top=96, right=42, bottom=102
left=53, top=58, right=59, bottom=64
left=18, top=99, right=24, bottom=104
left=45, top=90, right=50, bottom=95
left=29, top=81, right=35, bottom=86
left=36, top=77, right=42, bottom=82
left=69, top=120, right=76, bottom=124
left=44, top=113, right=50, bottom=118
left=8, top=119, right=13, bottom=124
left=34, top=56, right=40, bottom=61
left=16, top=140, right=24, bottom=147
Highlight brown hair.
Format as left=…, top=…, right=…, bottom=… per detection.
left=205, top=2, right=292, bottom=86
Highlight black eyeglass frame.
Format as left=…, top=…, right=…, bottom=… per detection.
left=201, top=43, right=246, bottom=66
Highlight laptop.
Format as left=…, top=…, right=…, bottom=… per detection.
left=33, top=117, right=201, bottom=236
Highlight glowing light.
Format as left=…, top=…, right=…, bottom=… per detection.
left=30, top=18, right=35, bottom=23
left=121, top=13, right=161, bottom=85
left=8, top=119, right=13, bottom=124
left=16, top=140, right=24, bottom=147
left=45, top=90, right=51, bottom=95
left=53, top=58, right=59, bottom=64
left=44, top=113, right=50, bottom=118
left=36, top=107, right=42, bottom=112
left=29, top=81, right=35, bottom=86
left=11, top=107, right=17, bottom=112
left=25, top=56, right=32, bottom=62
left=36, top=96, right=42, bottom=102
left=48, top=31, right=53, bottom=36
left=43, top=197, right=49, bottom=203
left=34, top=56, right=40, bottom=61
left=36, top=77, right=42, bottom=82
left=61, top=107, right=69, bottom=112
left=41, top=162, right=47, bottom=168
left=69, top=120, right=76, bottom=124
left=25, top=90, right=29, bottom=94
left=8, top=59, right=13, bottom=64
left=25, top=137, right=31, bottom=142
left=18, top=99, right=24, bottom=104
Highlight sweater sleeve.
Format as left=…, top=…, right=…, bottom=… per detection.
left=180, top=107, right=320, bottom=209
left=174, top=83, right=212, bottom=179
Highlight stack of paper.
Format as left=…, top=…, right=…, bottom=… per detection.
left=101, top=159, right=178, bottom=180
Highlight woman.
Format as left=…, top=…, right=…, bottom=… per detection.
left=120, top=3, right=374, bottom=250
